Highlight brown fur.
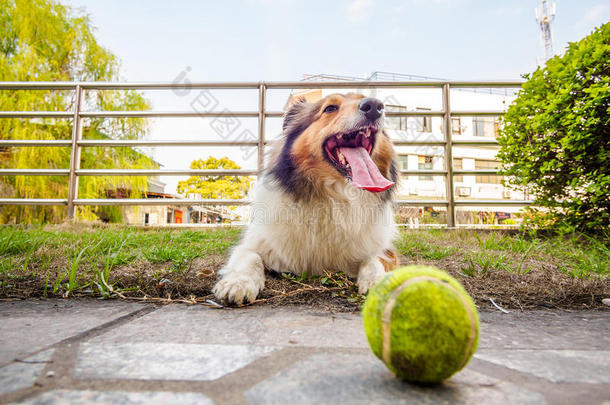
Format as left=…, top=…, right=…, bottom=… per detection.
left=380, top=249, right=400, bottom=272
left=286, top=93, right=395, bottom=199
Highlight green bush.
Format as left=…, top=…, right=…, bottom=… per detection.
left=498, top=23, right=609, bottom=233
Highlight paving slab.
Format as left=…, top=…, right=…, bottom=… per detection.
left=0, top=351, right=53, bottom=396
left=478, top=311, right=610, bottom=350
left=245, top=352, right=547, bottom=405
left=1, top=302, right=608, bottom=405
left=0, top=300, right=148, bottom=365
left=475, top=349, right=610, bottom=384
left=75, top=342, right=276, bottom=381
left=87, top=305, right=610, bottom=351
left=15, top=390, right=213, bottom=405
left=87, top=305, right=369, bottom=348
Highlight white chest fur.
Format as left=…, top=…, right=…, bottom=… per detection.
left=241, top=178, right=396, bottom=276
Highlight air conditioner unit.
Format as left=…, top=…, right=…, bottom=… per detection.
left=502, top=190, right=512, bottom=199
left=456, top=187, right=471, bottom=197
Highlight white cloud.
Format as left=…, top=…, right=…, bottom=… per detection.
left=347, top=0, right=373, bottom=23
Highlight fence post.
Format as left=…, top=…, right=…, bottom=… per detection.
left=67, top=84, right=83, bottom=220
left=442, top=83, right=456, bottom=228
left=257, top=83, right=266, bottom=173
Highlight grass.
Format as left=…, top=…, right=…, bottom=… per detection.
left=396, top=232, right=457, bottom=260
left=0, top=224, right=607, bottom=310
left=395, top=228, right=609, bottom=279
left=0, top=224, right=241, bottom=300
left=392, top=228, right=608, bottom=309
left=460, top=251, right=510, bottom=277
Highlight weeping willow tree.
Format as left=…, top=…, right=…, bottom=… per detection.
left=0, top=0, right=155, bottom=223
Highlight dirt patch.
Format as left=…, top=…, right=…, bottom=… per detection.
left=398, top=256, right=608, bottom=311
left=109, top=258, right=365, bottom=312
left=1, top=252, right=607, bottom=312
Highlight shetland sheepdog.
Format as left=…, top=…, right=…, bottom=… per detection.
left=213, top=93, right=399, bottom=305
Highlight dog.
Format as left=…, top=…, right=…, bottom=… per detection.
left=213, top=93, right=399, bottom=305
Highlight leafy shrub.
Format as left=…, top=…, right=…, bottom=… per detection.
left=498, top=23, right=610, bottom=233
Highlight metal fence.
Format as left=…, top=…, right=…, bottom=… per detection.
left=0, top=80, right=530, bottom=227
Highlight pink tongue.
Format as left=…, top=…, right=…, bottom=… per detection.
left=339, top=147, right=395, bottom=192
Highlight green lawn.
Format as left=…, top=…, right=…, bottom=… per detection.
left=0, top=225, right=607, bottom=310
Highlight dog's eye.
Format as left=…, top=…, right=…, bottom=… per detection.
left=323, top=105, right=338, bottom=113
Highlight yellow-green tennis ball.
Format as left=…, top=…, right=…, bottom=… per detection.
left=362, top=265, right=479, bottom=384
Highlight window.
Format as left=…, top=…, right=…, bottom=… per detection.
left=472, top=117, right=499, bottom=138
left=415, top=108, right=432, bottom=132
left=453, top=158, right=463, bottom=182
left=475, top=159, right=502, bottom=184
left=191, top=211, right=200, bottom=224
left=397, top=155, right=409, bottom=171
left=418, top=155, right=433, bottom=181
left=386, top=105, right=408, bottom=130
left=166, top=210, right=173, bottom=224
left=451, top=117, right=462, bottom=135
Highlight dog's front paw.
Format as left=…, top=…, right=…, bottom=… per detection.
left=357, top=272, right=385, bottom=294
left=213, top=274, right=263, bottom=305
left=357, top=258, right=386, bottom=294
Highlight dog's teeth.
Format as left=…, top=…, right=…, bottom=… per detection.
left=336, top=134, right=342, bottom=139
left=338, top=152, right=346, bottom=165
left=364, top=128, right=371, bottom=137
left=346, top=163, right=350, bottom=168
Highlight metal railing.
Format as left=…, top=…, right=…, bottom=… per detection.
left=0, top=80, right=529, bottom=227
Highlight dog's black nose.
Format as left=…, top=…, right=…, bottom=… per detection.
left=359, top=98, right=384, bottom=121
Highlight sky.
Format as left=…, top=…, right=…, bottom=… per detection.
left=62, top=0, right=610, bottom=194
left=64, top=0, right=609, bottom=82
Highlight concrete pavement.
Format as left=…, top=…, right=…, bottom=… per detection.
left=0, top=299, right=608, bottom=404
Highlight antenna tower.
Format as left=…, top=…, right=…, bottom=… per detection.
left=535, top=0, right=556, bottom=65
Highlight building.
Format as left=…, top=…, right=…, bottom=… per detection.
left=119, top=183, right=238, bottom=227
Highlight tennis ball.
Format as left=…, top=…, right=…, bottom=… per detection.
left=362, top=265, right=479, bottom=384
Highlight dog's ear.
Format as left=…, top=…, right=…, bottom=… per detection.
left=283, top=98, right=312, bottom=132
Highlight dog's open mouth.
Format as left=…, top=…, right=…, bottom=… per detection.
left=323, top=126, right=395, bottom=193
